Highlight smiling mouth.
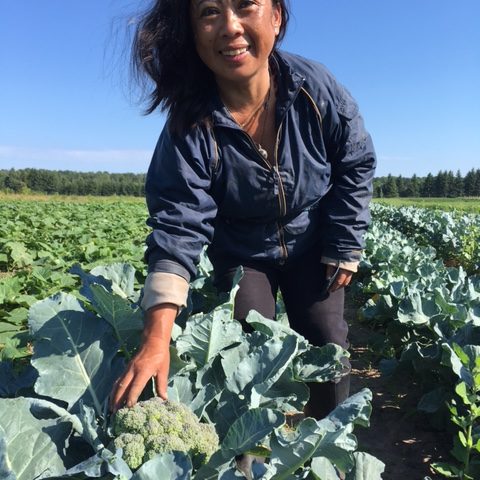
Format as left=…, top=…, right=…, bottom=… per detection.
left=221, top=46, right=250, bottom=56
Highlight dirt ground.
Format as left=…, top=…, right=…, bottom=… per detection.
left=347, top=314, right=451, bottom=480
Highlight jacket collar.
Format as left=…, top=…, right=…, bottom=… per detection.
left=209, top=50, right=305, bottom=129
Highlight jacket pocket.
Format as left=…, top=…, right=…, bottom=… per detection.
left=283, top=209, right=310, bottom=235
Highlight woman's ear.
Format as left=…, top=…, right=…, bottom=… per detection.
left=272, top=2, right=282, bottom=35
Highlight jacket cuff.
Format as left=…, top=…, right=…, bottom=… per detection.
left=141, top=272, right=189, bottom=311
left=321, top=256, right=359, bottom=273
left=147, top=257, right=191, bottom=282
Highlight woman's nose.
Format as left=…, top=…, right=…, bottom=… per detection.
left=221, top=9, right=243, bottom=36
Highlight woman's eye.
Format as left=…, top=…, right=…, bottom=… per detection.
left=239, top=0, right=256, bottom=8
left=200, top=6, right=220, bottom=17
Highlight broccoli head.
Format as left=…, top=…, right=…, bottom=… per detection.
left=112, top=397, right=219, bottom=470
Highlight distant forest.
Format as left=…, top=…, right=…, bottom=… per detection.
left=1, top=167, right=480, bottom=198
left=374, top=169, right=480, bottom=198
left=0, top=169, right=145, bottom=197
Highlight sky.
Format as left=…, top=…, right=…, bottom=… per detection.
left=1, top=0, right=479, bottom=178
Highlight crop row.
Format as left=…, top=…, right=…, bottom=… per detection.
left=372, top=203, right=480, bottom=274
left=358, top=214, right=480, bottom=479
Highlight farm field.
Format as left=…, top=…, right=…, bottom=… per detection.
left=1, top=194, right=480, bottom=479
left=374, top=197, right=480, bottom=213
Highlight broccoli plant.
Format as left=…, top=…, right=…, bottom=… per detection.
left=112, top=397, right=219, bottom=470
left=0, top=263, right=384, bottom=479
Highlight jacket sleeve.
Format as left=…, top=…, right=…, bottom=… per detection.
left=144, top=124, right=218, bottom=283
left=320, top=76, right=376, bottom=263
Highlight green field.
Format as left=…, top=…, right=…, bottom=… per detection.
left=0, top=192, right=145, bottom=204
left=374, top=196, right=480, bottom=213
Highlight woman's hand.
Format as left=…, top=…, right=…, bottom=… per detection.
left=109, top=304, right=177, bottom=413
left=326, top=264, right=353, bottom=292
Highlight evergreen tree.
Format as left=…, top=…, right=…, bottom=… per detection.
left=404, top=174, right=420, bottom=197
left=434, top=171, right=448, bottom=197
left=422, top=173, right=435, bottom=197
left=383, top=174, right=399, bottom=197
left=452, top=170, right=464, bottom=197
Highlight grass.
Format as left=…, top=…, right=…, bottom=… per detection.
left=374, top=197, right=480, bottom=213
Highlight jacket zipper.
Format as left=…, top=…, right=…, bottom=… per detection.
left=219, top=77, right=305, bottom=264
left=237, top=127, right=289, bottom=264
left=273, top=123, right=287, bottom=218
left=273, top=123, right=288, bottom=262
left=242, top=132, right=272, bottom=171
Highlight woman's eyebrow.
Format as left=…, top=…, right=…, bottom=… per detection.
left=196, top=0, right=221, bottom=5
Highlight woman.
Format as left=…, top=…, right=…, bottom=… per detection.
left=110, top=0, right=376, bottom=420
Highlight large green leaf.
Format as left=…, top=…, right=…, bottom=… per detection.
left=310, top=457, right=341, bottom=479
left=293, top=344, right=346, bottom=383
left=268, top=417, right=330, bottom=479
left=327, top=389, right=372, bottom=429
left=0, top=434, right=16, bottom=480
left=225, top=335, right=298, bottom=401
left=0, top=276, right=23, bottom=304
left=257, top=366, right=310, bottom=412
left=29, top=292, right=124, bottom=415
left=52, top=448, right=132, bottom=479
left=0, top=397, right=72, bottom=480
left=131, top=451, right=192, bottom=480
left=397, top=291, right=439, bottom=326
left=345, top=452, right=385, bottom=480
left=198, top=409, right=284, bottom=480
left=265, top=389, right=373, bottom=479
left=88, top=284, right=143, bottom=356
left=214, top=389, right=251, bottom=440
left=221, top=408, right=285, bottom=455
left=441, top=343, right=472, bottom=386
left=246, top=310, right=309, bottom=352
left=176, top=306, right=244, bottom=367
left=5, top=241, right=34, bottom=268
left=89, top=263, right=136, bottom=299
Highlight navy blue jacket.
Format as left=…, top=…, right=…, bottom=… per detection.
left=145, top=51, right=376, bottom=282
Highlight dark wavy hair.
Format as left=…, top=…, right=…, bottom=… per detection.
left=131, top=0, right=290, bottom=133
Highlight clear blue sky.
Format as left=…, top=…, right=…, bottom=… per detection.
left=1, top=0, right=479, bottom=177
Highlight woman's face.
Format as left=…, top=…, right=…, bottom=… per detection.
left=190, top=0, right=282, bottom=85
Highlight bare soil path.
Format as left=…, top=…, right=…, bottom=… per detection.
left=347, top=309, right=451, bottom=480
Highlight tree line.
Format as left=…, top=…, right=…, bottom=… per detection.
left=1, top=167, right=480, bottom=198
left=0, top=169, right=146, bottom=197
left=374, top=169, right=480, bottom=198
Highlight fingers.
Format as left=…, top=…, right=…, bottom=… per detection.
left=110, top=370, right=152, bottom=412
left=109, top=346, right=170, bottom=413
left=154, top=350, right=170, bottom=400
left=109, top=372, right=133, bottom=413
left=155, top=373, right=168, bottom=401
left=325, top=266, right=353, bottom=292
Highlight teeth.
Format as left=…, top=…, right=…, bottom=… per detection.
left=223, top=47, right=248, bottom=56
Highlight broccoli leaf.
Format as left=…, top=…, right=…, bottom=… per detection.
left=89, top=263, right=137, bottom=299
left=0, top=397, right=71, bottom=480
left=266, top=389, right=373, bottom=479
left=130, top=451, right=192, bottom=480
left=310, top=456, right=341, bottom=479
left=345, top=452, right=385, bottom=480
left=50, top=448, right=133, bottom=479
left=0, top=434, right=16, bottom=480
left=176, top=306, right=244, bottom=367
left=224, top=335, right=298, bottom=401
left=29, top=292, right=125, bottom=416
left=221, top=408, right=285, bottom=456
left=87, top=284, right=143, bottom=356
left=293, top=344, right=346, bottom=383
